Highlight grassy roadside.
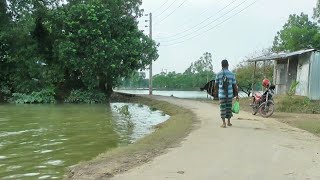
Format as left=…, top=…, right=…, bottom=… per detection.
left=238, top=96, right=320, bottom=136
left=67, top=93, right=197, bottom=180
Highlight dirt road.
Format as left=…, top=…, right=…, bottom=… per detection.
left=112, top=96, right=320, bottom=180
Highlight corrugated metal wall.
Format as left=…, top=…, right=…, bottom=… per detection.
left=309, top=52, right=320, bottom=100
left=275, top=61, right=287, bottom=95
left=296, top=53, right=311, bottom=97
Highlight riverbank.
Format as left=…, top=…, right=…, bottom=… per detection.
left=67, top=94, right=197, bottom=179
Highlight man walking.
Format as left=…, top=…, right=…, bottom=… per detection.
left=214, top=59, right=239, bottom=128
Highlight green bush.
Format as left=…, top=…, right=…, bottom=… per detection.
left=0, top=85, right=12, bottom=102
left=150, top=107, right=157, bottom=111
left=10, top=88, right=56, bottom=104
left=287, top=81, right=299, bottom=96
left=65, top=90, right=107, bottom=104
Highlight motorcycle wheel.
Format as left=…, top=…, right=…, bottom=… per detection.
left=259, top=100, right=274, bottom=118
left=252, top=105, right=258, bottom=115
left=251, top=100, right=258, bottom=115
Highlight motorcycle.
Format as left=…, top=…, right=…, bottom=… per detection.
left=251, top=85, right=275, bottom=118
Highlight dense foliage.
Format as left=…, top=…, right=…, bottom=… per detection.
left=272, top=13, right=320, bottom=52
left=0, top=0, right=158, bottom=103
left=65, top=90, right=107, bottom=104
left=314, top=0, right=320, bottom=23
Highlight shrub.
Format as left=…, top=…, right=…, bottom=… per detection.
left=10, top=88, right=56, bottom=104
left=287, top=81, right=299, bottom=96
left=65, top=90, right=107, bottom=104
left=277, top=95, right=320, bottom=114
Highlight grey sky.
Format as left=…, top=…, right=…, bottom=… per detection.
left=138, top=0, right=317, bottom=75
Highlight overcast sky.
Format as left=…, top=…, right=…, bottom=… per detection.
left=138, top=0, right=318, bottom=75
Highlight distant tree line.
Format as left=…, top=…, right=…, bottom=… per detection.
left=119, top=52, right=216, bottom=90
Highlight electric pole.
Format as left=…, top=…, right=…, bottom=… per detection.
left=148, top=12, right=153, bottom=95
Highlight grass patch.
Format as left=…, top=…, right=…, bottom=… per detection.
left=292, top=119, right=320, bottom=135
left=67, top=93, right=197, bottom=180
left=275, top=95, right=320, bottom=114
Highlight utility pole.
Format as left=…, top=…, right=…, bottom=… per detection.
left=162, top=68, right=167, bottom=89
left=148, top=12, right=153, bottom=95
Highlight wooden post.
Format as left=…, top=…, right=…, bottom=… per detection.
left=274, top=60, right=278, bottom=94
left=251, top=61, right=257, bottom=95
left=262, top=61, right=266, bottom=92
left=286, top=58, right=290, bottom=92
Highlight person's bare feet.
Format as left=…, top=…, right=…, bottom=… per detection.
left=221, top=120, right=226, bottom=128
left=220, top=124, right=226, bottom=128
left=227, top=119, right=232, bottom=126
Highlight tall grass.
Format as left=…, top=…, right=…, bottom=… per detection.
left=276, top=95, right=320, bottom=114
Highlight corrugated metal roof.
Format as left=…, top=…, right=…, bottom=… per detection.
left=248, top=49, right=317, bottom=62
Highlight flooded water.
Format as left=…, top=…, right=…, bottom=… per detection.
left=115, top=90, right=248, bottom=98
left=115, top=90, right=212, bottom=99
left=0, top=103, right=169, bottom=179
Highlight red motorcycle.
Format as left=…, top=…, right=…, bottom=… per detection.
left=251, top=84, right=275, bottom=118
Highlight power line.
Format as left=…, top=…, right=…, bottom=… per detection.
left=160, top=0, right=258, bottom=46
left=154, top=0, right=189, bottom=25
left=152, top=0, right=170, bottom=14
left=156, top=0, right=239, bottom=40
left=154, top=0, right=179, bottom=18
left=158, top=0, right=249, bottom=43
left=171, top=0, right=225, bottom=32
left=159, top=0, right=259, bottom=47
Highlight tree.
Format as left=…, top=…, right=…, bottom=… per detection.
left=49, top=0, right=158, bottom=94
left=272, top=13, right=320, bottom=52
left=183, top=52, right=214, bottom=88
left=234, top=61, right=273, bottom=97
left=121, top=71, right=147, bottom=88
left=185, top=52, right=213, bottom=74
left=314, top=0, right=320, bottom=23
left=121, top=52, right=215, bottom=90
left=0, top=0, right=158, bottom=103
left=0, top=0, right=65, bottom=97
left=234, top=49, right=274, bottom=97
left=0, top=0, right=9, bottom=27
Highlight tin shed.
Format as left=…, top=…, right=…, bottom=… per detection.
left=248, top=49, right=320, bottom=100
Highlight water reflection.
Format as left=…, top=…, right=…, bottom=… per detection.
left=111, top=103, right=170, bottom=145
